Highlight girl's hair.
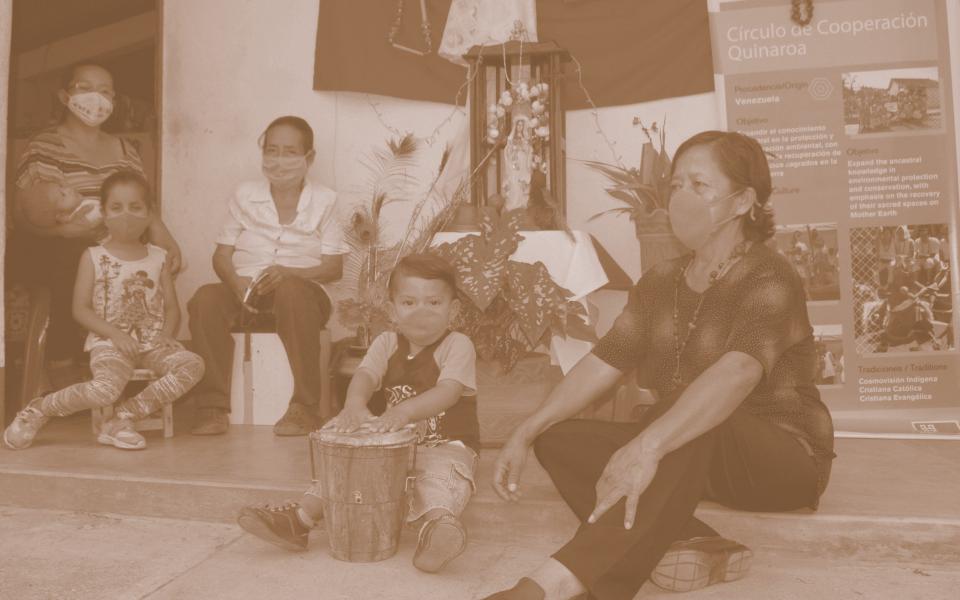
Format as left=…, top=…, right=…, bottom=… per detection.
left=258, top=116, right=315, bottom=153
left=672, top=130, right=776, bottom=242
left=100, top=170, right=153, bottom=209
left=388, top=254, right=458, bottom=299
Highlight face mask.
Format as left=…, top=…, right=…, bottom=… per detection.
left=262, top=155, right=309, bottom=188
left=67, top=92, right=114, bottom=127
left=105, top=213, right=151, bottom=241
left=669, top=188, right=745, bottom=251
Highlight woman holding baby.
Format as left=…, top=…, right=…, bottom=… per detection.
left=11, top=61, right=181, bottom=365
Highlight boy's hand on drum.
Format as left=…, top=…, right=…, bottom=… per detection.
left=366, top=406, right=412, bottom=433
left=323, top=406, right=374, bottom=433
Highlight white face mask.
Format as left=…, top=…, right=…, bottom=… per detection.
left=262, top=155, right=309, bottom=188
left=67, top=92, right=114, bottom=127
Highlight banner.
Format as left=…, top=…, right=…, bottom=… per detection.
left=711, top=0, right=960, bottom=437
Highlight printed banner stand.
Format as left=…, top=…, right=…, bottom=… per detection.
left=710, top=0, right=960, bottom=438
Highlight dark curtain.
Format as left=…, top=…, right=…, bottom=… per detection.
left=313, top=0, right=714, bottom=108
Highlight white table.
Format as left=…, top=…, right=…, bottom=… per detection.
left=432, top=230, right=608, bottom=373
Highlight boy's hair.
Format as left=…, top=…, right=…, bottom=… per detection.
left=388, top=253, right=458, bottom=299
left=100, top=170, right=153, bottom=210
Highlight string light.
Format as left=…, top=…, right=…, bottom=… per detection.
left=568, top=53, right=624, bottom=169
left=366, top=36, right=623, bottom=167
left=366, top=60, right=479, bottom=147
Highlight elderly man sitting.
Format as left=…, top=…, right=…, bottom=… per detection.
left=187, top=115, right=346, bottom=436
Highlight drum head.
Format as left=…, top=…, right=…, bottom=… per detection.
left=311, top=424, right=417, bottom=447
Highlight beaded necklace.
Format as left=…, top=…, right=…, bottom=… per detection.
left=670, top=241, right=751, bottom=389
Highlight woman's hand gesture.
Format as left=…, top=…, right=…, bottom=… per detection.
left=588, top=439, right=661, bottom=529
left=492, top=430, right=530, bottom=502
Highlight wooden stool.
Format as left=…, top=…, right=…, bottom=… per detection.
left=229, top=328, right=333, bottom=425
left=91, top=368, right=173, bottom=438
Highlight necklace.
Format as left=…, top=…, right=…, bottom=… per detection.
left=670, top=241, right=751, bottom=389
left=388, top=0, right=432, bottom=56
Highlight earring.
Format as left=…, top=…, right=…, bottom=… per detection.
left=749, top=204, right=758, bottom=222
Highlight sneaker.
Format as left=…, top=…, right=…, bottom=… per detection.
left=413, top=514, right=467, bottom=573
left=273, top=403, right=318, bottom=437
left=650, top=536, right=753, bottom=593
left=237, top=502, right=311, bottom=552
left=3, top=399, right=49, bottom=450
left=191, top=408, right=229, bottom=436
left=97, top=417, right=146, bottom=450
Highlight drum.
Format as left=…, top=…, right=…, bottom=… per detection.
left=309, top=426, right=418, bottom=562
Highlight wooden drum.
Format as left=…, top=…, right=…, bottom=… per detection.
left=309, top=427, right=417, bottom=562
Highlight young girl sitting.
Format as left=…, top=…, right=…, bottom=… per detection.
left=4, top=171, right=204, bottom=451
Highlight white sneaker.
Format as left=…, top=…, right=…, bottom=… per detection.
left=3, top=399, right=49, bottom=450
left=97, top=417, right=146, bottom=450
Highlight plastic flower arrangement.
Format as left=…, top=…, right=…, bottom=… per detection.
left=486, top=81, right=551, bottom=174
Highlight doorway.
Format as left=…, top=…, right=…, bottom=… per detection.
left=4, top=0, right=161, bottom=422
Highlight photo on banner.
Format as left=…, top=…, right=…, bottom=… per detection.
left=710, top=0, right=960, bottom=438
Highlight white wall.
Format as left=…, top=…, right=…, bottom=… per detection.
left=161, top=0, right=720, bottom=338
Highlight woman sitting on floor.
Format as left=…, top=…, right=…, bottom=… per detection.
left=484, top=131, right=836, bottom=600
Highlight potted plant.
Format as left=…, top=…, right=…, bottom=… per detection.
left=431, top=207, right=596, bottom=373
left=583, top=118, right=686, bottom=273
left=337, top=134, right=472, bottom=349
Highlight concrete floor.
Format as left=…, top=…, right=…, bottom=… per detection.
left=2, top=413, right=960, bottom=599
left=1, top=507, right=957, bottom=600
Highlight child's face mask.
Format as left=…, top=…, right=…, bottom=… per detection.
left=105, top=212, right=151, bottom=242
left=102, top=184, right=151, bottom=242
left=389, top=278, right=458, bottom=345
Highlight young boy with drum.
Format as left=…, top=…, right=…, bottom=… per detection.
left=237, top=253, right=479, bottom=573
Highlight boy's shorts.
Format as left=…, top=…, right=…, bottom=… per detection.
left=407, top=441, right=477, bottom=523
left=304, top=441, right=477, bottom=523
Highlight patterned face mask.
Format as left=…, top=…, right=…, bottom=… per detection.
left=67, top=92, right=114, bottom=127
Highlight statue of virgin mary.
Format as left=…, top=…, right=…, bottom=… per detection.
left=503, top=116, right=533, bottom=211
